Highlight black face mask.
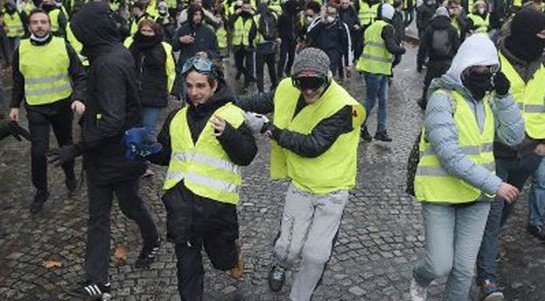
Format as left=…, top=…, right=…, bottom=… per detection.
left=462, top=71, right=494, bottom=100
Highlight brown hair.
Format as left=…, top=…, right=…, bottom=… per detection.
left=138, top=19, right=161, bottom=35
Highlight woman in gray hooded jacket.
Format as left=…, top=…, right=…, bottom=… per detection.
left=409, top=34, right=525, bottom=301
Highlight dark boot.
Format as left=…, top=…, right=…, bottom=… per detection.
left=374, top=130, right=393, bottom=142
left=361, top=127, right=373, bottom=142
left=29, top=190, right=49, bottom=214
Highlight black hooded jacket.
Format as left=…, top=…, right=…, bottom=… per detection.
left=417, top=15, right=460, bottom=64
left=147, top=79, right=257, bottom=243
left=71, top=2, right=146, bottom=184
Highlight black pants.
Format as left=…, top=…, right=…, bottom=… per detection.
left=233, top=45, right=255, bottom=86
left=85, top=177, right=158, bottom=284
left=255, top=51, right=277, bottom=92
left=27, top=109, right=74, bottom=192
left=277, top=39, right=296, bottom=78
left=175, top=236, right=237, bottom=301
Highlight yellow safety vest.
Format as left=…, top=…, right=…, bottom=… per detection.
left=166, top=0, right=177, bottom=9
left=358, top=1, right=380, bottom=26
left=232, top=16, right=254, bottom=46
left=123, top=39, right=175, bottom=92
left=19, top=37, right=72, bottom=105
left=269, top=0, right=282, bottom=14
left=270, top=78, right=365, bottom=194
left=217, top=25, right=228, bottom=49
left=357, top=20, right=394, bottom=76
left=48, top=9, right=61, bottom=34
left=163, top=103, right=245, bottom=204
left=3, top=12, right=24, bottom=38
left=467, top=13, right=489, bottom=33
left=66, top=22, right=88, bottom=66
left=452, top=18, right=461, bottom=36
left=513, top=0, right=522, bottom=7
left=20, top=2, right=35, bottom=15
left=500, top=52, right=545, bottom=139
left=414, top=90, right=496, bottom=203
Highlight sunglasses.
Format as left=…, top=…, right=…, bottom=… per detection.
left=292, top=75, right=327, bottom=91
left=181, top=55, right=217, bottom=77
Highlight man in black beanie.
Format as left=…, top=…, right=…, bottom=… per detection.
left=477, top=8, right=545, bottom=301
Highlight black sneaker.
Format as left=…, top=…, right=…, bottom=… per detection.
left=135, top=238, right=161, bottom=269
left=29, top=190, right=49, bottom=214
left=527, top=224, right=545, bottom=241
left=361, top=127, right=373, bottom=142
left=66, top=177, right=77, bottom=194
left=268, top=265, right=286, bottom=292
left=374, top=131, right=393, bottom=142
left=67, top=280, right=111, bottom=300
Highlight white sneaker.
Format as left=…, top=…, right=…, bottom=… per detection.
left=410, top=278, right=428, bottom=301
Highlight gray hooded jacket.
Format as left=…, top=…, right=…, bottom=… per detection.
left=424, top=34, right=525, bottom=197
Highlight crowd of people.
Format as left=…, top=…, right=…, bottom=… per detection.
left=0, top=0, right=544, bottom=301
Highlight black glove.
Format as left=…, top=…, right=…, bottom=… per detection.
left=261, top=122, right=280, bottom=140
left=47, top=145, right=80, bottom=167
left=493, top=71, right=510, bottom=96
left=7, top=121, right=31, bottom=141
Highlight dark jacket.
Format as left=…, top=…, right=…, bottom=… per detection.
left=277, top=0, right=303, bottom=42
left=417, top=15, right=460, bottom=65
left=11, top=35, right=87, bottom=114
left=307, top=19, right=351, bottom=65
left=340, top=6, right=360, bottom=32
left=148, top=79, right=257, bottom=243
left=377, top=22, right=406, bottom=56
left=71, top=2, right=146, bottom=184
left=392, top=10, right=405, bottom=44
left=416, top=2, right=437, bottom=32
left=171, top=22, right=220, bottom=64
left=129, top=33, right=170, bottom=108
left=236, top=84, right=354, bottom=158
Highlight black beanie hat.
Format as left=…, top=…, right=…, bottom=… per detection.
left=506, top=8, right=545, bottom=61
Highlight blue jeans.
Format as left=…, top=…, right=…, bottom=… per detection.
left=529, top=158, right=545, bottom=227
left=413, top=201, right=491, bottom=301
left=476, top=153, right=543, bottom=284
left=141, top=106, right=163, bottom=140
left=363, top=72, right=388, bottom=133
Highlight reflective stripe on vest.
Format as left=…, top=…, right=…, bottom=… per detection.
left=232, top=17, right=254, bottom=46
left=500, top=52, right=545, bottom=139
left=467, top=14, right=489, bottom=33
left=19, top=37, right=72, bottom=105
left=163, top=103, right=245, bottom=204
left=414, top=90, right=496, bottom=203
left=270, top=78, right=365, bottom=194
left=4, top=13, right=24, bottom=38
left=356, top=20, right=393, bottom=75
left=358, top=1, right=379, bottom=26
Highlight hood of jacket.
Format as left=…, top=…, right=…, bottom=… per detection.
left=430, top=15, right=452, bottom=29
left=70, top=2, right=120, bottom=59
left=445, top=33, right=498, bottom=84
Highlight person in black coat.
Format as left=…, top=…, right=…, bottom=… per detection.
left=147, top=56, right=257, bottom=301
left=277, top=0, right=304, bottom=78
left=48, top=3, right=160, bottom=299
left=416, top=7, right=460, bottom=109
left=416, top=0, right=438, bottom=38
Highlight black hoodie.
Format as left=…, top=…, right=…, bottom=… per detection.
left=71, top=2, right=145, bottom=184
left=418, top=15, right=460, bottom=64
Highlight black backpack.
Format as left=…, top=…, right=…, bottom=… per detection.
left=431, top=28, right=452, bottom=57
left=258, top=11, right=278, bottom=41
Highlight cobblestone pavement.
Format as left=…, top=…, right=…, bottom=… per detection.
left=1, top=45, right=544, bottom=301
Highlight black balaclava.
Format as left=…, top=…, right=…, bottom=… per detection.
left=461, top=69, right=494, bottom=100
left=505, top=8, right=545, bottom=62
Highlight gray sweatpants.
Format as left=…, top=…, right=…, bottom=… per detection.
left=274, top=183, right=349, bottom=301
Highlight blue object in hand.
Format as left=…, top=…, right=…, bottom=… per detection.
left=123, top=127, right=162, bottom=161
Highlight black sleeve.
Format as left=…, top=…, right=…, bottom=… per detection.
left=451, top=26, right=461, bottom=55
left=65, top=43, right=87, bottom=102
left=0, top=29, right=11, bottom=62
left=206, top=27, right=220, bottom=59
left=381, top=25, right=405, bottom=55
left=275, top=105, right=354, bottom=158
left=417, top=27, right=430, bottom=66
left=147, top=109, right=179, bottom=166
left=248, top=19, right=257, bottom=47
left=79, top=64, right=129, bottom=151
left=57, top=10, right=68, bottom=36
left=0, top=119, right=9, bottom=141
left=235, top=90, right=275, bottom=114
left=11, top=50, right=24, bottom=108
left=306, top=21, right=323, bottom=45
left=216, top=122, right=258, bottom=166
left=171, top=27, right=183, bottom=52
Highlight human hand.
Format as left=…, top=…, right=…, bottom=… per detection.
left=534, top=143, right=545, bottom=156
left=9, top=108, right=19, bottom=122
left=496, top=182, right=519, bottom=203
left=47, top=145, right=78, bottom=167
left=493, top=71, right=510, bottom=96
left=210, top=115, right=226, bottom=136
left=71, top=100, right=85, bottom=115
left=179, top=35, right=195, bottom=44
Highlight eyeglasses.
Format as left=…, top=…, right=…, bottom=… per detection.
left=181, top=55, right=216, bottom=77
left=292, top=75, right=327, bottom=91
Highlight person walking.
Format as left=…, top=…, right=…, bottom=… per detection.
left=9, top=9, right=86, bottom=214
left=237, top=47, right=365, bottom=301
left=48, top=3, right=160, bottom=299
left=229, top=0, right=257, bottom=88
left=254, top=0, right=279, bottom=92
left=416, top=7, right=460, bottom=110
left=3, top=1, right=25, bottom=55
left=145, top=55, right=257, bottom=301
left=357, top=3, right=405, bottom=142
left=476, top=9, right=545, bottom=301
left=277, top=0, right=302, bottom=78
left=409, top=34, right=525, bottom=301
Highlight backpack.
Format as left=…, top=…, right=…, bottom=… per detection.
left=258, top=11, right=277, bottom=41
left=431, top=29, right=452, bottom=57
